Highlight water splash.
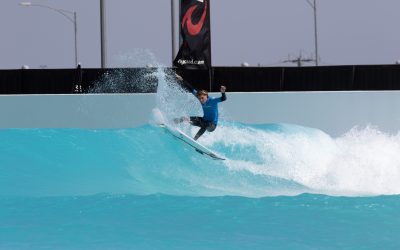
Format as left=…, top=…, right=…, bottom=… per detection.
left=152, top=67, right=199, bottom=126
left=204, top=123, right=400, bottom=196
left=89, top=49, right=160, bottom=93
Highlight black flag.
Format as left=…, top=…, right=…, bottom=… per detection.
left=173, top=0, right=211, bottom=69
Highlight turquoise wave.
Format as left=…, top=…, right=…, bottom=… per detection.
left=0, top=123, right=307, bottom=197
left=1, top=122, right=400, bottom=197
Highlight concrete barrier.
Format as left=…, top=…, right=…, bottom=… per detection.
left=1, top=91, right=400, bottom=136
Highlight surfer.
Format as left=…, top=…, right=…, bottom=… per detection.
left=174, top=74, right=227, bottom=140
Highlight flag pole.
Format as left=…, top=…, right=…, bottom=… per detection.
left=171, top=0, right=177, bottom=65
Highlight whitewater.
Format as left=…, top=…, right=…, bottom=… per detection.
left=1, top=68, right=400, bottom=249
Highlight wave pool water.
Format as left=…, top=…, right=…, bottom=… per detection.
left=1, top=123, right=400, bottom=249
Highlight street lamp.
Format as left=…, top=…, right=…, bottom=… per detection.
left=306, top=0, right=319, bottom=66
left=19, top=2, right=78, bottom=67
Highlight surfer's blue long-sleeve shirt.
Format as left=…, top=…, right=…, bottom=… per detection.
left=192, top=89, right=227, bottom=124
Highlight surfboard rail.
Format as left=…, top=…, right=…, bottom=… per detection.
left=159, top=123, right=225, bottom=160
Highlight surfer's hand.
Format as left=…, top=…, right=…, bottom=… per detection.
left=175, top=73, right=183, bottom=81
left=220, top=86, right=226, bottom=93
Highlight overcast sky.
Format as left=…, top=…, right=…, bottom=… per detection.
left=1, top=0, right=399, bottom=69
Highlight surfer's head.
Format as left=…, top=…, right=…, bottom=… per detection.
left=196, top=90, right=208, bottom=104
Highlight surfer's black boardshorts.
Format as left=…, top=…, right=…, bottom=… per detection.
left=190, top=117, right=217, bottom=140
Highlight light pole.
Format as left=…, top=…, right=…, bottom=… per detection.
left=100, top=0, right=107, bottom=68
left=19, top=2, right=78, bottom=67
left=171, top=0, right=178, bottom=65
left=306, top=0, right=319, bottom=66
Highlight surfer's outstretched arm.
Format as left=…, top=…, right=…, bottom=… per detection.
left=175, top=73, right=195, bottom=93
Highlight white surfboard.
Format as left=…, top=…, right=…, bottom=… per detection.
left=159, top=123, right=225, bottom=160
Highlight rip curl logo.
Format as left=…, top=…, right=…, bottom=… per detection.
left=182, top=0, right=208, bottom=36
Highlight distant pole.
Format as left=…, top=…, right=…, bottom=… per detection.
left=100, top=0, right=107, bottom=68
left=171, top=0, right=177, bottom=64
left=306, top=0, right=319, bottom=66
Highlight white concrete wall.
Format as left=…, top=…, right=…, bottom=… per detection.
left=1, top=91, right=400, bottom=136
